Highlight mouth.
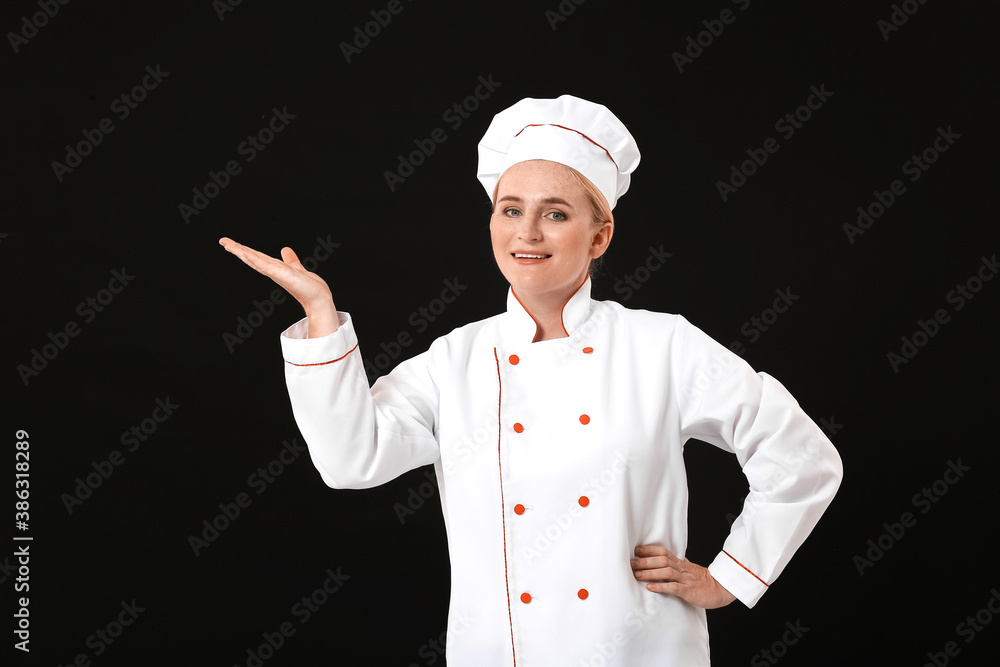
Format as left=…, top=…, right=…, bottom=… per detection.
left=512, top=253, right=552, bottom=259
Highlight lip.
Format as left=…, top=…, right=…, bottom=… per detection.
left=511, top=251, right=552, bottom=265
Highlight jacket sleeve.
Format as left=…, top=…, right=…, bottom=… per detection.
left=279, top=313, right=441, bottom=489
left=671, top=315, right=843, bottom=608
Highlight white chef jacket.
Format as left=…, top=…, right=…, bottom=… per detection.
left=279, top=276, right=843, bottom=666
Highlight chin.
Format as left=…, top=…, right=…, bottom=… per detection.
left=508, top=274, right=567, bottom=295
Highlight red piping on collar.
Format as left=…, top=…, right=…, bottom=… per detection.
left=510, top=275, right=588, bottom=342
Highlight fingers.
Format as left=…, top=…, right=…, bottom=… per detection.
left=280, top=246, right=305, bottom=271
left=631, top=545, right=686, bottom=585
left=631, top=545, right=679, bottom=570
left=629, top=546, right=735, bottom=608
left=220, top=238, right=335, bottom=317
left=632, top=562, right=682, bottom=585
left=634, top=545, right=677, bottom=559
left=644, top=581, right=683, bottom=595
left=220, top=238, right=290, bottom=280
left=633, top=566, right=681, bottom=583
left=630, top=556, right=670, bottom=571
left=630, top=557, right=694, bottom=599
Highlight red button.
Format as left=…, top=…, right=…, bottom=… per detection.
left=578, top=589, right=589, bottom=600
left=513, top=423, right=524, bottom=433
left=514, top=504, right=525, bottom=515
left=509, top=354, right=519, bottom=365
left=579, top=414, right=590, bottom=425
left=520, top=592, right=532, bottom=604
left=578, top=496, right=589, bottom=507
left=582, top=347, right=594, bottom=354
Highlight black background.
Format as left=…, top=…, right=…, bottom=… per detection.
left=4, top=0, right=998, bottom=665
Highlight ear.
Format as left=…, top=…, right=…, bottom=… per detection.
left=589, top=221, right=614, bottom=259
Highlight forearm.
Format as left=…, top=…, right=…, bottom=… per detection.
left=708, top=373, right=843, bottom=607
left=281, top=314, right=440, bottom=488
left=304, top=297, right=339, bottom=338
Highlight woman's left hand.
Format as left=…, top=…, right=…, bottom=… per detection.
left=630, top=545, right=737, bottom=609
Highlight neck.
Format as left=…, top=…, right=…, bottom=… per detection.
left=513, top=275, right=587, bottom=342
left=521, top=293, right=566, bottom=341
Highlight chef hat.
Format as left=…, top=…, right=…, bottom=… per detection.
left=477, top=94, right=640, bottom=210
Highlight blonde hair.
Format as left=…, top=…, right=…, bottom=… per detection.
left=491, top=162, right=614, bottom=278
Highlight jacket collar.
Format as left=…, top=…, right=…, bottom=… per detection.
left=504, top=276, right=593, bottom=342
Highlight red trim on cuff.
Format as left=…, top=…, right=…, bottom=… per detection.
left=722, top=550, right=769, bottom=588
left=284, top=343, right=359, bottom=367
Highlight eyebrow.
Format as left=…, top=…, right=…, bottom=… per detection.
left=497, top=195, right=575, bottom=208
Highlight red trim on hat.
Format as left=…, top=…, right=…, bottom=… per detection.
left=514, top=123, right=618, bottom=166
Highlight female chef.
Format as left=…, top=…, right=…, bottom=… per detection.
left=220, top=95, right=843, bottom=666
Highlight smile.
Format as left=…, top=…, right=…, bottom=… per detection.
left=512, top=253, right=551, bottom=259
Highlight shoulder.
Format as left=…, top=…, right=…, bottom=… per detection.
left=596, top=298, right=687, bottom=336
left=594, top=299, right=737, bottom=363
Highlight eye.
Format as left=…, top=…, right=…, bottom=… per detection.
left=548, top=210, right=567, bottom=221
left=503, top=207, right=522, bottom=218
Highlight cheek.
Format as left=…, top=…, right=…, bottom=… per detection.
left=489, top=218, right=504, bottom=255
left=561, top=227, right=592, bottom=257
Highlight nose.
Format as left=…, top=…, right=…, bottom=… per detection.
left=516, top=214, right=543, bottom=241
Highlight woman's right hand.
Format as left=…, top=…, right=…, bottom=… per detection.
left=219, top=237, right=340, bottom=338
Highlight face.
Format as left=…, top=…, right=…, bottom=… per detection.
left=489, top=160, right=612, bottom=301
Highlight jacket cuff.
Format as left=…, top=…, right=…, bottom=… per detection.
left=279, top=313, right=357, bottom=366
left=708, top=550, right=769, bottom=609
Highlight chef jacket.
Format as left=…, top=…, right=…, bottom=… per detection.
left=279, top=276, right=843, bottom=666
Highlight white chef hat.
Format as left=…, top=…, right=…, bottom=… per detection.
left=477, top=94, right=640, bottom=210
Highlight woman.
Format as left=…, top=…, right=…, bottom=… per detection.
left=220, top=95, right=843, bottom=665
